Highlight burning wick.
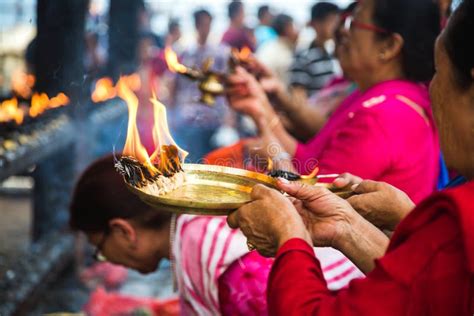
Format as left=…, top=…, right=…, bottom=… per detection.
left=267, top=157, right=320, bottom=181
left=164, top=46, right=252, bottom=106
left=114, top=76, right=188, bottom=196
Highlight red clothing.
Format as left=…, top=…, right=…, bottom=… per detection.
left=268, top=182, right=474, bottom=315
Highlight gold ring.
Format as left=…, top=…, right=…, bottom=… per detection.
left=247, top=240, right=256, bottom=251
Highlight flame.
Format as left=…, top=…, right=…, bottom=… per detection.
left=117, top=76, right=187, bottom=175
left=149, top=92, right=188, bottom=173
left=30, top=92, right=69, bottom=117
left=0, top=98, right=25, bottom=124
left=238, top=46, right=252, bottom=60
left=164, top=47, right=188, bottom=73
left=121, top=73, right=141, bottom=92
left=267, top=157, right=273, bottom=172
left=11, top=70, right=35, bottom=99
left=300, top=166, right=320, bottom=180
left=117, top=77, right=152, bottom=166
left=30, top=92, right=50, bottom=117
left=50, top=92, right=70, bottom=108
left=92, top=77, right=116, bottom=103
left=91, top=74, right=141, bottom=103
left=232, top=46, right=252, bottom=62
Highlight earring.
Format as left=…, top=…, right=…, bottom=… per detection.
left=379, top=52, right=386, bottom=60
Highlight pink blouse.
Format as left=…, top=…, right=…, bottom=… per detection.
left=294, top=80, right=439, bottom=203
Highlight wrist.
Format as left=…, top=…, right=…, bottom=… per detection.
left=332, top=208, right=365, bottom=251
left=277, top=218, right=312, bottom=250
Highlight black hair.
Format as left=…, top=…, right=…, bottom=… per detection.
left=194, top=9, right=212, bottom=28
left=311, top=2, right=340, bottom=21
left=228, top=1, right=243, bottom=20
left=258, top=5, right=270, bottom=20
left=444, top=0, right=474, bottom=89
left=70, top=155, right=171, bottom=233
left=344, top=2, right=358, bottom=14
left=372, top=0, right=441, bottom=82
left=272, top=14, right=293, bottom=36
left=168, top=19, right=180, bottom=34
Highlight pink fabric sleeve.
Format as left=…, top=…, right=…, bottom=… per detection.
left=218, top=251, right=273, bottom=315
left=294, top=109, right=391, bottom=179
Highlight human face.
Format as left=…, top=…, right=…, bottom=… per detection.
left=430, top=32, right=474, bottom=178
left=284, top=21, right=299, bottom=45
left=196, top=15, right=212, bottom=44
left=87, top=219, right=170, bottom=274
left=313, top=13, right=340, bottom=43
left=336, top=0, right=396, bottom=90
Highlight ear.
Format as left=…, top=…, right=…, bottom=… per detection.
left=379, top=33, right=404, bottom=63
left=109, top=218, right=137, bottom=244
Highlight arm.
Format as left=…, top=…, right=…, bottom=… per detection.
left=268, top=238, right=406, bottom=316
left=273, top=87, right=327, bottom=140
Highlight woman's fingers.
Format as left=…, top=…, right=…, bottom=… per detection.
left=333, top=173, right=363, bottom=189
left=351, top=180, right=384, bottom=194
left=277, top=179, right=328, bottom=201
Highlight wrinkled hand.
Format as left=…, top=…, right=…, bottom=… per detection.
left=227, top=184, right=311, bottom=257
left=332, top=172, right=363, bottom=190
left=348, top=180, right=415, bottom=230
left=277, top=179, right=358, bottom=249
left=226, top=67, right=270, bottom=120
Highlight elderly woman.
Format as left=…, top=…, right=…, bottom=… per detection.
left=227, top=0, right=474, bottom=314
left=224, top=0, right=441, bottom=204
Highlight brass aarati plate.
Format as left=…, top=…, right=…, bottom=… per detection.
left=127, top=164, right=351, bottom=215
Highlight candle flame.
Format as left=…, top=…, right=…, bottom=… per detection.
left=91, top=74, right=141, bottom=103
left=0, top=98, right=24, bottom=124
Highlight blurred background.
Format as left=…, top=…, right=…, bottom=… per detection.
left=0, top=0, right=354, bottom=315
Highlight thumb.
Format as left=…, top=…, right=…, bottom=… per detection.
left=352, top=180, right=383, bottom=194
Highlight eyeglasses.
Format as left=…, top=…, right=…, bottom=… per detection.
left=92, top=229, right=109, bottom=262
left=342, top=14, right=390, bottom=34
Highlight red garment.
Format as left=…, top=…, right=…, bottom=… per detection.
left=268, top=181, right=474, bottom=315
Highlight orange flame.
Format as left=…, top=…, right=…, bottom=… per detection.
left=30, top=92, right=69, bottom=117
left=121, top=73, right=141, bottom=92
left=91, top=74, right=141, bottom=103
left=117, top=76, right=187, bottom=173
left=30, top=92, right=50, bottom=117
left=11, top=70, right=35, bottom=99
left=164, top=47, right=188, bottom=73
left=149, top=92, right=188, bottom=172
left=0, top=98, right=25, bottom=124
left=91, top=77, right=116, bottom=103
left=238, top=46, right=252, bottom=60
left=49, top=92, right=70, bottom=108
left=300, top=166, right=320, bottom=180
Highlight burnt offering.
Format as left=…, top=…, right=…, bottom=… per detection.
left=268, top=169, right=302, bottom=181
left=115, top=145, right=187, bottom=196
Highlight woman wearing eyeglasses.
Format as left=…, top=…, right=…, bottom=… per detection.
left=224, top=0, right=441, bottom=205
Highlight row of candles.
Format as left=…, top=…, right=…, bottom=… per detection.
left=0, top=45, right=252, bottom=126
